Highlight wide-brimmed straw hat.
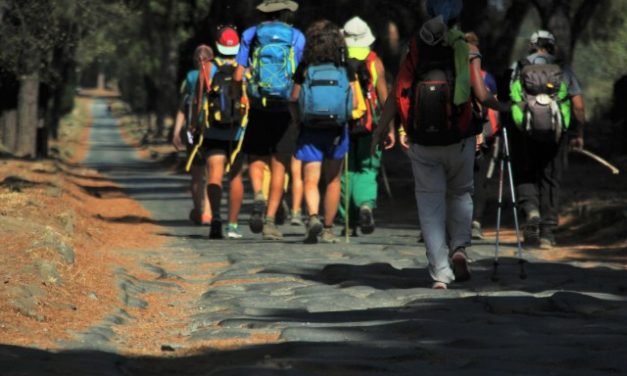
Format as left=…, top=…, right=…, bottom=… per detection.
left=343, top=17, right=375, bottom=48
left=257, top=0, right=299, bottom=13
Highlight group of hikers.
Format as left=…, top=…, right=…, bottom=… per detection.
left=171, top=0, right=586, bottom=289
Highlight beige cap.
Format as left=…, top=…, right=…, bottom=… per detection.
left=343, top=17, right=375, bottom=48
left=257, top=0, right=299, bottom=13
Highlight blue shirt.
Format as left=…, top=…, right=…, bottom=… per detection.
left=235, top=23, right=306, bottom=68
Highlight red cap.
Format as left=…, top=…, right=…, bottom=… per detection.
left=216, top=27, right=240, bottom=56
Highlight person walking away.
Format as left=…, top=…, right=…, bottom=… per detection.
left=201, top=26, right=246, bottom=239
left=172, top=45, right=215, bottom=226
left=508, top=30, right=586, bottom=249
left=339, top=16, right=395, bottom=236
left=464, top=32, right=500, bottom=240
left=373, top=0, right=510, bottom=289
left=231, top=0, right=305, bottom=240
left=290, top=20, right=357, bottom=244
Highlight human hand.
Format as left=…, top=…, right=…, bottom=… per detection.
left=399, top=133, right=409, bottom=151
left=569, top=136, right=584, bottom=150
left=476, top=133, right=485, bottom=151
left=383, top=129, right=396, bottom=150
left=172, top=133, right=184, bottom=151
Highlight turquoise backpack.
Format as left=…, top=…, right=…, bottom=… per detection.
left=299, top=64, right=352, bottom=129
left=248, top=22, right=296, bottom=107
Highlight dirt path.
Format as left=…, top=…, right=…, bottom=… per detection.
left=1, top=99, right=626, bottom=375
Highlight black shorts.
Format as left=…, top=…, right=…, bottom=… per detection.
left=185, top=136, right=238, bottom=167
left=241, top=108, right=297, bottom=157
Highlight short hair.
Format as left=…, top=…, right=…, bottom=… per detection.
left=464, top=32, right=480, bottom=47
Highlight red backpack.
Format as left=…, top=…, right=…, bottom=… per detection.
left=347, top=51, right=380, bottom=135
left=395, top=37, right=476, bottom=146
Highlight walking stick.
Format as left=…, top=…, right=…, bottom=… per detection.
left=493, top=126, right=526, bottom=281
left=344, top=151, right=350, bottom=244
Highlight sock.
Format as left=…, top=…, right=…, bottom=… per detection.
left=265, top=216, right=275, bottom=225
left=229, top=223, right=238, bottom=228
left=207, top=184, right=222, bottom=221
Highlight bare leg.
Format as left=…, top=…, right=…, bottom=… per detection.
left=291, top=156, right=303, bottom=215
left=322, top=159, right=343, bottom=227
left=228, top=162, right=244, bottom=224
left=266, top=155, right=289, bottom=218
left=303, top=161, right=322, bottom=216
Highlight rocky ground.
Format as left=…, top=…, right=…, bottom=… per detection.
left=0, top=98, right=625, bottom=375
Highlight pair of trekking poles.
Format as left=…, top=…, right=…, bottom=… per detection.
left=489, top=125, right=527, bottom=280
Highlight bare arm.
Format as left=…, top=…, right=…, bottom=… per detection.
left=289, top=83, right=302, bottom=125
left=570, top=94, right=586, bottom=148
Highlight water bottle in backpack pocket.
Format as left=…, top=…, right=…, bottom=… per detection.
left=299, top=64, right=352, bottom=129
left=514, top=63, right=569, bottom=144
left=208, top=59, right=242, bottom=128
left=249, top=22, right=296, bottom=107
left=347, top=53, right=379, bottom=135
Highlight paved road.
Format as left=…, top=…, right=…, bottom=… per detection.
left=1, top=100, right=626, bottom=375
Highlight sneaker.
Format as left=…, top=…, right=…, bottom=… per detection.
left=451, top=247, right=471, bottom=282
left=304, top=216, right=323, bottom=244
left=471, top=220, right=484, bottom=240
left=523, top=215, right=541, bottom=249
left=262, top=221, right=283, bottom=240
left=358, top=205, right=375, bottom=235
left=249, top=192, right=265, bottom=234
left=432, top=281, right=448, bottom=289
left=226, top=224, right=243, bottom=239
left=209, top=220, right=224, bottom=239
left=539, top=227, right=556, bottom=250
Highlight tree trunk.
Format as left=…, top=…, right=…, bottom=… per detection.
left=16, top=73, right=40, bottom=158
left=1, top=110, right=18, bottom=154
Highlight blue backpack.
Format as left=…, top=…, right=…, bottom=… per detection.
left=299, top=64, right=352, bottom=128
left=249, top=22, right=296, bottom=106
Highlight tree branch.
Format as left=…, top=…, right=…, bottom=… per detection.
left=571, top=0, right=606, bottom=47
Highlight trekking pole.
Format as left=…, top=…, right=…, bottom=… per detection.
left=502, top=126, right=526, bottom=279
left=344, top=151, right=350, bottom=244
left=492, top=142, right=505, bottom=282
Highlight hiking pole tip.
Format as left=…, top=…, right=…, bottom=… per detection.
left=491, top=261, right=500, bottom=282
left=519, top=259, right=528, bottom=280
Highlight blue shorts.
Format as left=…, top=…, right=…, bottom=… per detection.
left=295, top=126, right=349, bottom=162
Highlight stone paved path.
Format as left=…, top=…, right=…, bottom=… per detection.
left=1, top=100, right=626, bottom=375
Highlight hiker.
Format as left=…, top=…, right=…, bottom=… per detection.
left=465, top=32, right=500, bottom=240
left=290, top=19, right=357, bottom=244
left=373, top=0, right=510, bottom=289
left=172, top=44, right=215, bottom=227
left=339, top=16, right=395, bottom=236
left=508, top=30, right=586, bottom=249
left=231, top=0, right=305, bottom=240
left=201, top=26, right=247, bottom=239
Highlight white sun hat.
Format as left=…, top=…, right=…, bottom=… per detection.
left=343, top=17, right=376, bottom=48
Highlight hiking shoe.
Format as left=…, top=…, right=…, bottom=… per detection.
left=523, top=215, right=541, bottom=248
left=262, top=222, right=283, bottom=241
left=189, top=209, right=211, bottom=226
left=275, top=199, right=289, bottom=226
left=249, top=192, right=265, bottom=234
left=451, top=247, right=471, bottom=282
left=539, top=227, right=556, bottom=250
left=320, top=227, right=339, bottom=244
left=226, top=224, right=243, bottom=239
left=358, top=205, right=375, bottom=234
left=304, top=216, right=323, bottom=244
left=209, top=220, right=224, bottom=239
left=432, top=281, right=448, bottom=289
left=290, top=211, right=304, bottom=226
left=471, top=220, right=484, bottom=240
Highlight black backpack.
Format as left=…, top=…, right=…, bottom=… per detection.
left=406, top=40, right=476, bottom=146
left=207, top=58, right=242, bottom=128
left=512, top=60, right=568, bottom=143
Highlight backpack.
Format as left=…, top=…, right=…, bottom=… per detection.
left=298, top=63, right=352, bottom=129
left=207, top=58, right=242, bottom=128
left=396, top=38, right=475, bottom=146
left=510, top=61, right=571, bottom=143
left=248, top=22, right=296, bottom=106
left=347, top=52, right=380, bottom=135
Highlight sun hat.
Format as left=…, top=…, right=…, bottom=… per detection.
left=216, top=27, right=240, bottom=56
left=343, top=16, right=376, bottom=48
left=426, top=0, right=463, bottom=24
left=256, top=0, right=299, bottom=13
left=530, top=30, right=556, bottom=46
